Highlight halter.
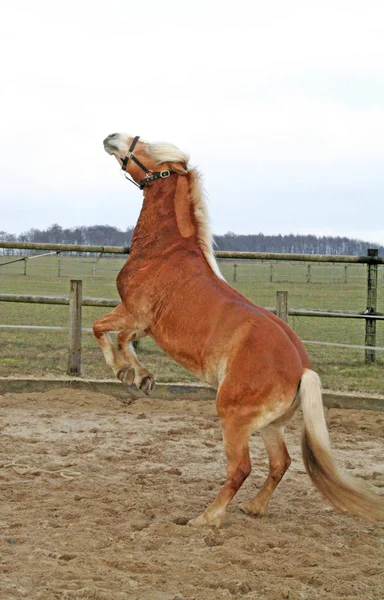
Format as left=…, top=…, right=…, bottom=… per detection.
left=121, top=135, right=176, bottom=190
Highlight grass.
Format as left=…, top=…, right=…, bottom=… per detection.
left=0, top=254, right=383, bottom=394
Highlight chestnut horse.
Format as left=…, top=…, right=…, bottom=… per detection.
left=93, top=133, right=383, bottom=527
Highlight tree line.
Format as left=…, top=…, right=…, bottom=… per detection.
left=0, top=225, right=135, bottom=247
left=1, top=224, right=383, bottom=256
left=213, top=232, right=384, bottom=256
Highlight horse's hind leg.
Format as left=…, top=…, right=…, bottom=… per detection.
left=239, top=425, right=291, bottom=516
left=190, top=417, right=252, bottom=528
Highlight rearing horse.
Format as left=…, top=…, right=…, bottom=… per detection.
left=93, top=133, right=383, bottom=527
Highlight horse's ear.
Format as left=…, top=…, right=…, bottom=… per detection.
left=170, top=162, right=189, bottom=175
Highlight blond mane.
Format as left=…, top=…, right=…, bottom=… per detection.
left=147, top=142, right=224, bottom=280
left=147, top=141, right=190, bottom=166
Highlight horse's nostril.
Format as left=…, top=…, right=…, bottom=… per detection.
left=103, top=133, right=119, bottom=146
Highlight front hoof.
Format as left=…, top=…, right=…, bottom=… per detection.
left=117, top=366, right=135, bottom=385
left=138, top=375, right=155, bottom=396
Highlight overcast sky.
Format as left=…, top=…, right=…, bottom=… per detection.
left=1, top=0, right=384, bottom=244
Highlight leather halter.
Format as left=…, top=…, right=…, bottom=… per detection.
left=121, top=135, right=176, bottom=190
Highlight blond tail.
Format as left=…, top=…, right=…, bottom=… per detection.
left=300, top=368, right=384, bottom=521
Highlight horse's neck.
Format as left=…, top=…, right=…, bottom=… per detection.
left=130, top=176, right=197, bottom=257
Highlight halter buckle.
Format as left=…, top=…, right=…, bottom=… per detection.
left=160, top=170, right=171, bottom=178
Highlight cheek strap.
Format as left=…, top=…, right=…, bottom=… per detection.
left=121, top=135, right=178, bottom=189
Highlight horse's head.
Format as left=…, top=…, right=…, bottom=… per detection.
left=103, top=133, right=189, bottom=189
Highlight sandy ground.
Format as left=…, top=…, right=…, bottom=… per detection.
left=1, top=389, right=384, bottom=600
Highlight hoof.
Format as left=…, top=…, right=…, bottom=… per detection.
left=238, top=501, right=267, bottom=517
left=188, top=515, right=209, bottom=527
left=188, top=513, right=223, bottom=528
left=117, top=366, right=135, bottom=385
left=138, top=375, right=155, bottom=396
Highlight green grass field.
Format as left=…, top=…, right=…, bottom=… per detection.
left=1, top=254, right=383, bottom=393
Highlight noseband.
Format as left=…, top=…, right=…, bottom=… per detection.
left=121, top=135, right=176, bottom=190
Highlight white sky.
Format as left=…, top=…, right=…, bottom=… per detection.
left=1, top=0, right=384, bottom=244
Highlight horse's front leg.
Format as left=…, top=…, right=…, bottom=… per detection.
left=117, top=330, right=155, bottom=394
left=93, top=303, right=154, bottom=395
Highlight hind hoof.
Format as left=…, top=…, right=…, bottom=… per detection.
left=238, top=501, right=267, bottom=517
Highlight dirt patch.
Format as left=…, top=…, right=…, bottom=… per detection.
left=1, top=389, right=384, bottom=600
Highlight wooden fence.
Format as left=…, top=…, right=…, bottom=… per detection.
left=0, top=281, right=292, bottom=376
left=1, top=242, right=384, bottom=374
left=1, top=282, right=384, bottom=376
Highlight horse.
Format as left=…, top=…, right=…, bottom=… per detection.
left=93, top=132, right=384, bottom=527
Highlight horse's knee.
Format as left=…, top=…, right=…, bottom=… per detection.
left=93, top=321, right=103, bottom=339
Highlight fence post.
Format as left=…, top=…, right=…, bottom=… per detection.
left=68, top=279, right=82, bottom=376
left=58, top=254, right=62, bottom=277
left=270, top=263, right=273, bottom=283
left=23, top=258, right=27, bottom=276
left=365, top=249, right=378, bottom=364
left=276, top=291, right=288, bottom=323
left=306, top=264, right=311, bottom=283
left=233, top=263, right=237, bottom=282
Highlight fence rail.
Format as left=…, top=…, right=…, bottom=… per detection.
left=1, top=241, right=384, bottom=264
left=0, top=293, right=117, bottom=307
left=1, top=293, right=384, bottom=320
